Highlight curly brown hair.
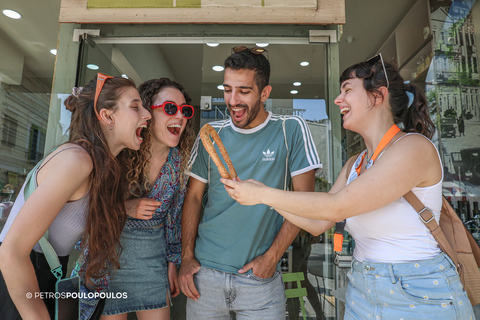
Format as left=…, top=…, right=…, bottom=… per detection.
left=126, top=78, right=195, bottom=197
left=64, top=75, right=136, bottom=288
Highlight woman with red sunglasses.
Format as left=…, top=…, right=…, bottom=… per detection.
left=0, top=74, right=151, bottom=320
left=99, top=78, right=195, bottom=320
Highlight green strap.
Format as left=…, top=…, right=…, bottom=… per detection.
left=23, top=160, right=42, bottom=201
left=38, top=234, right=63, bottom=281
left=23, top=157, right=63, bottom=281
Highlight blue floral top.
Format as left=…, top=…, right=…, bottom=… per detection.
left=145, top=146, right=186, bottom=265
left=76, top=147, right=187, bottom=319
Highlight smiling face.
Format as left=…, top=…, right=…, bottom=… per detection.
left=334, top=77, right=375, bottom=132
left=107, top=86, right=151, bottom=155
left=223, top=68, right=271, bottom=129
left=150, top=87, right=188, bottom=149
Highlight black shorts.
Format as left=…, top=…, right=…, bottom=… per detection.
left=0, top=242, right=69, bottom=320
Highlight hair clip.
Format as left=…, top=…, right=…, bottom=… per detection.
left=72, top=87, right=83, bottom=98
left=406, top=91, right=414, bottom=108
left=121, top=74, right=129, bottom=79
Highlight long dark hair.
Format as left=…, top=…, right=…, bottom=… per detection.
left=340, top=58, right=435, bottom=139
left=126, top=78, right=195, bottom=197
left=64, top=76, right=136, bottom=288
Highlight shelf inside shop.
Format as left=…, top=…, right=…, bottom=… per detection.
left=399, top=37, right=433, bottom=83
left=378, top=33, right=398, bottom=67
left=394, top=0, right=430, bottom=66
left=376, top=0, right=431, bottom=82
left=398, top=35, right=433, bottom=71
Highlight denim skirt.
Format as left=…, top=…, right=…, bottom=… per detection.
left=344, top=253, right=475, bottom=320
left=102, top=223, right=169, bottom=315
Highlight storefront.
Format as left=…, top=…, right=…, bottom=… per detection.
left=0, top=0, right=479, bottom=319
left=53, top=5, right=344, bottom=317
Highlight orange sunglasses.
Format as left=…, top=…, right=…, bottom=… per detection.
left=93, top=73, right=114, bottom=120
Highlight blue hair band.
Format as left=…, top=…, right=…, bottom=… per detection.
left=406, top=91, right=414, bottom=108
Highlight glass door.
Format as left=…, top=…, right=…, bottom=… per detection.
left=75, top=33, right=123, bottom=86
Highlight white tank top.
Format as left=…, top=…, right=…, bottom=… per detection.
left=344, top=134, right=443, bottom=263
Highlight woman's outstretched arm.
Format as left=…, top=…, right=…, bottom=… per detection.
left=222, top=134, right=441, bottom=223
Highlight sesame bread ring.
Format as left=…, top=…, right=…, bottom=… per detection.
left=199, top=124, right=237, bottom=180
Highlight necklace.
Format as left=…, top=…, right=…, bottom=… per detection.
left=355, top=124, right=401, bottom=175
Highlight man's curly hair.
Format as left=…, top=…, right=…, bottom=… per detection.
left=125, top=78, right=195, bottom=197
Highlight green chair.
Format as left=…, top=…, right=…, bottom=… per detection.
left=283, top=272, right=308, bottom=320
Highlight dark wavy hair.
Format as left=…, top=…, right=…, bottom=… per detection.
left=64, top=75, right=136, bottom=288
left=340, top=58, right=435, bottom=139
left=224, top=49, right=270, bottom=91
left=126, top=78, right=195, bottom=197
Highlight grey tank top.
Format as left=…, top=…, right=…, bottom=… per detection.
left=0, top=146, right=89, bottom=256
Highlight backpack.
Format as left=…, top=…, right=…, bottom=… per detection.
left=404, top=191, right=480, bottom=306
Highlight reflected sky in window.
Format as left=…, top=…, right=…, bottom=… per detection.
left=293, top=99, right=328, bottom=122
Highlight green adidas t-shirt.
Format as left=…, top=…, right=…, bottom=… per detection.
left=188, top=112, right=322, bottom=273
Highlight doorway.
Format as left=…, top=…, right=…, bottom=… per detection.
left=76, top=29, right=339, bottom=319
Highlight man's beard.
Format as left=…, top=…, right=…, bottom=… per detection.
left=229, top=98, right=263, bottom=129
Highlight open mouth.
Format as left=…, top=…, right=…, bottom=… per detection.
left=340, top=107, right=351, bottom=115
left=231, top=107, right=246, bottom=119
left=167, top=124, right=181, bottom=135
left=136, top=123, right=147, bottom=141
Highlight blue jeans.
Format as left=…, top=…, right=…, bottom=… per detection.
left=186, top=267, right=286, bottom=320
left=344, top=253, right=475, bottom=320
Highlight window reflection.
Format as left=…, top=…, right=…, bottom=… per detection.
left=430, top=0, right=480, bottom=244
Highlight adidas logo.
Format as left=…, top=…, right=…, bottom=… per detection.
left=263, top=149, right=274, bottom=157
left=262, top=149, right=275, bottom=161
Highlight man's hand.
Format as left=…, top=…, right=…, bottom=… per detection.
left=125, top=198, right=162, bottom=220
left=178, top=257, right=201, bottom=301
left=238, top=252, right=277, bottom=279
left=168, top=262, right=180, bottom=298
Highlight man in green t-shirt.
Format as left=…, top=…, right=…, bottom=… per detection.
left=179, top=46, right=321, bottom=319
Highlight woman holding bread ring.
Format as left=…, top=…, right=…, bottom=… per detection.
left=222, top=55, right=475, bottom=319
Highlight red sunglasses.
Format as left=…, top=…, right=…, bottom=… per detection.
left=151, top=101, right=194, bottom=119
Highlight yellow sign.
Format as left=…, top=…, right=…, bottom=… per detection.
left=86, top=0, right=318, bottom=9
left=88, top=0, right=201, bottom=8
left=62, top=0, right=345, bottom=24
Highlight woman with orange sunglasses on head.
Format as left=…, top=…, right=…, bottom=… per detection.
left=0, top=74, right=151, bottom=320
left=99, top=78, right=195, bottom=320
left=222, top=56, right=475, bottom=319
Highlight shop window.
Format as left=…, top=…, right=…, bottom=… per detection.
left=1, top=115, right=18, bottom=147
